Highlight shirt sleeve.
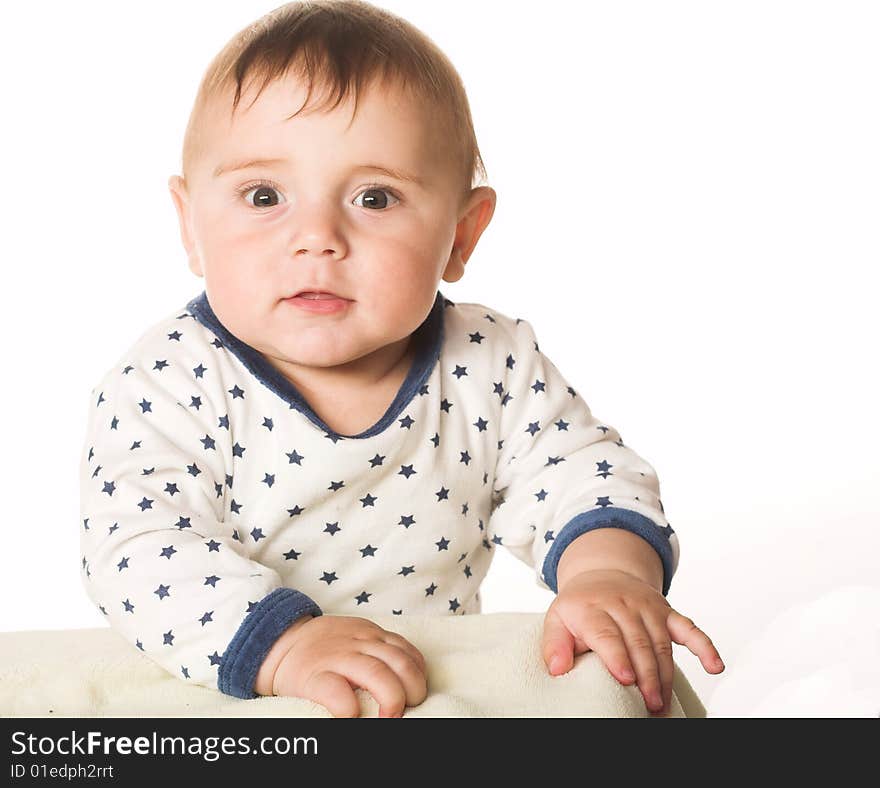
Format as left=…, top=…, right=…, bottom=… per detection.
left=79, top=351, right=322, bottom=699
left=487, top=317, right=680, bottom=596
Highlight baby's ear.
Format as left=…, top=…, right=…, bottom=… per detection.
left=167, top=176, right=204, bottom=278
left=443, top=186, right=496, bottom=282
left=441, top=247, right=466, bottom=283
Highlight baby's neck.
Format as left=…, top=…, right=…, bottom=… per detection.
left=271, top=335, right=415, bottom=434
left=292, top=334, right=413, bottom=389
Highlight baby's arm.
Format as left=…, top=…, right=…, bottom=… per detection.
left=80, top=352, right=427, bottom=713
left=485, top=314, right=720, bottom=713
left=487, top=314, right=678, bottom=594
left=79, top=357, right=319, bottom=698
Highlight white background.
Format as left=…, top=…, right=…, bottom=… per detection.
left=1, top=0, right=878, bottom=716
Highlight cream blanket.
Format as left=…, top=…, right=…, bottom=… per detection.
left=0, top=612, right=705, bottom=718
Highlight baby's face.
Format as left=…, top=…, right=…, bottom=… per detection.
left=169, top=73, right=490, bottom=378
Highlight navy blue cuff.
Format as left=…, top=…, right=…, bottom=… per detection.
left=541, top=507, right=676, bottom=597
left=218, top=587, right=323, bottom=699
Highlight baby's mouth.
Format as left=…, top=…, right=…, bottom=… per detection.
left=287, top=289, right=352, bottom=301
left=298, top=292, right=342, bottom=300
left=284, top=291, right=353, bottom=314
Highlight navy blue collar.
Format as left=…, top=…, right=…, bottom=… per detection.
left=186, top=290, right=447, bottom=440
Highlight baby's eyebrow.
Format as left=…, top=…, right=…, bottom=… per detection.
left=213, top=158, right=425, bottom=186
left=213, top=158, right=288, bottom=178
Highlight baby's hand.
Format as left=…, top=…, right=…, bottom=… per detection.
left=541, top=569, right=724, bottom=716
left=268, top=615, right=429, bottom=718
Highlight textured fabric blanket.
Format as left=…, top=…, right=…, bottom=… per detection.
left=0, top=612, right=705, bottom=718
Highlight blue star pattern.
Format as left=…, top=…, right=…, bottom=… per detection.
left=79, top=290, right=678, bottom=699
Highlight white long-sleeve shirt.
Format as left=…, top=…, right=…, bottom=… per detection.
left=79, top=289, right=679, bottom=698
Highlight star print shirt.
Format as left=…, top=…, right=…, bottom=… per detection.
left=79, top=289, right=679, bottom=699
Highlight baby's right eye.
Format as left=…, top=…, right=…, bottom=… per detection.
left=237, top=181, right=285, bottom=209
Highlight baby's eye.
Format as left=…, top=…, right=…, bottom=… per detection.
left=238, top=183, right=284, bottom=209
left=353, top=186, right=400, bottom=211
left=236, top=182, right=399, bottom=211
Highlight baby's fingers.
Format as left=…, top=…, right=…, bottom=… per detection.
left=336, top=653, right=410, bottom=718
left=299, top=670, right=362, bottom=718
left=577, top=610, right=637, bottom=686
left=356, top=640, right=428, bottom=713
left=379, top=631, right=429, bottom=677
left=640, top=613, right=675, bottom=716
left=667, top=611, right=725, bottom=674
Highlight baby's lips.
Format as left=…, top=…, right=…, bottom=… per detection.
left=286, top=288, right=352, bottom=300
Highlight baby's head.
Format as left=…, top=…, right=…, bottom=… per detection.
left=168, top=0, right=496, bottom=382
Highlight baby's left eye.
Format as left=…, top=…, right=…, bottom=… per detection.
left=354, top=187, right=400, bottom=211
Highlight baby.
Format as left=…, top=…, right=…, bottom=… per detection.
left=79, top=0, right=723, bottom=718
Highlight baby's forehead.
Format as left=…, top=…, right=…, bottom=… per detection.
left=212, top=71, right=426, bottom=127
left=199, top=75, right=450, bottom=173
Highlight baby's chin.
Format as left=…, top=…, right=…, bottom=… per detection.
left=260, top=338, right=382, bottom=373
left=261, top=345, right=342, bottom=368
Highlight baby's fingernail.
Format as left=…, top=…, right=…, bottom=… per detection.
left=621, top=669, right=635, bottom=681
left=715, top=659, right=725, bottom=670
left=549, top=656, right=562, bottom=673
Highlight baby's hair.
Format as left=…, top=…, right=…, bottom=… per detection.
left=180, top=0, right=487, bottom=202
